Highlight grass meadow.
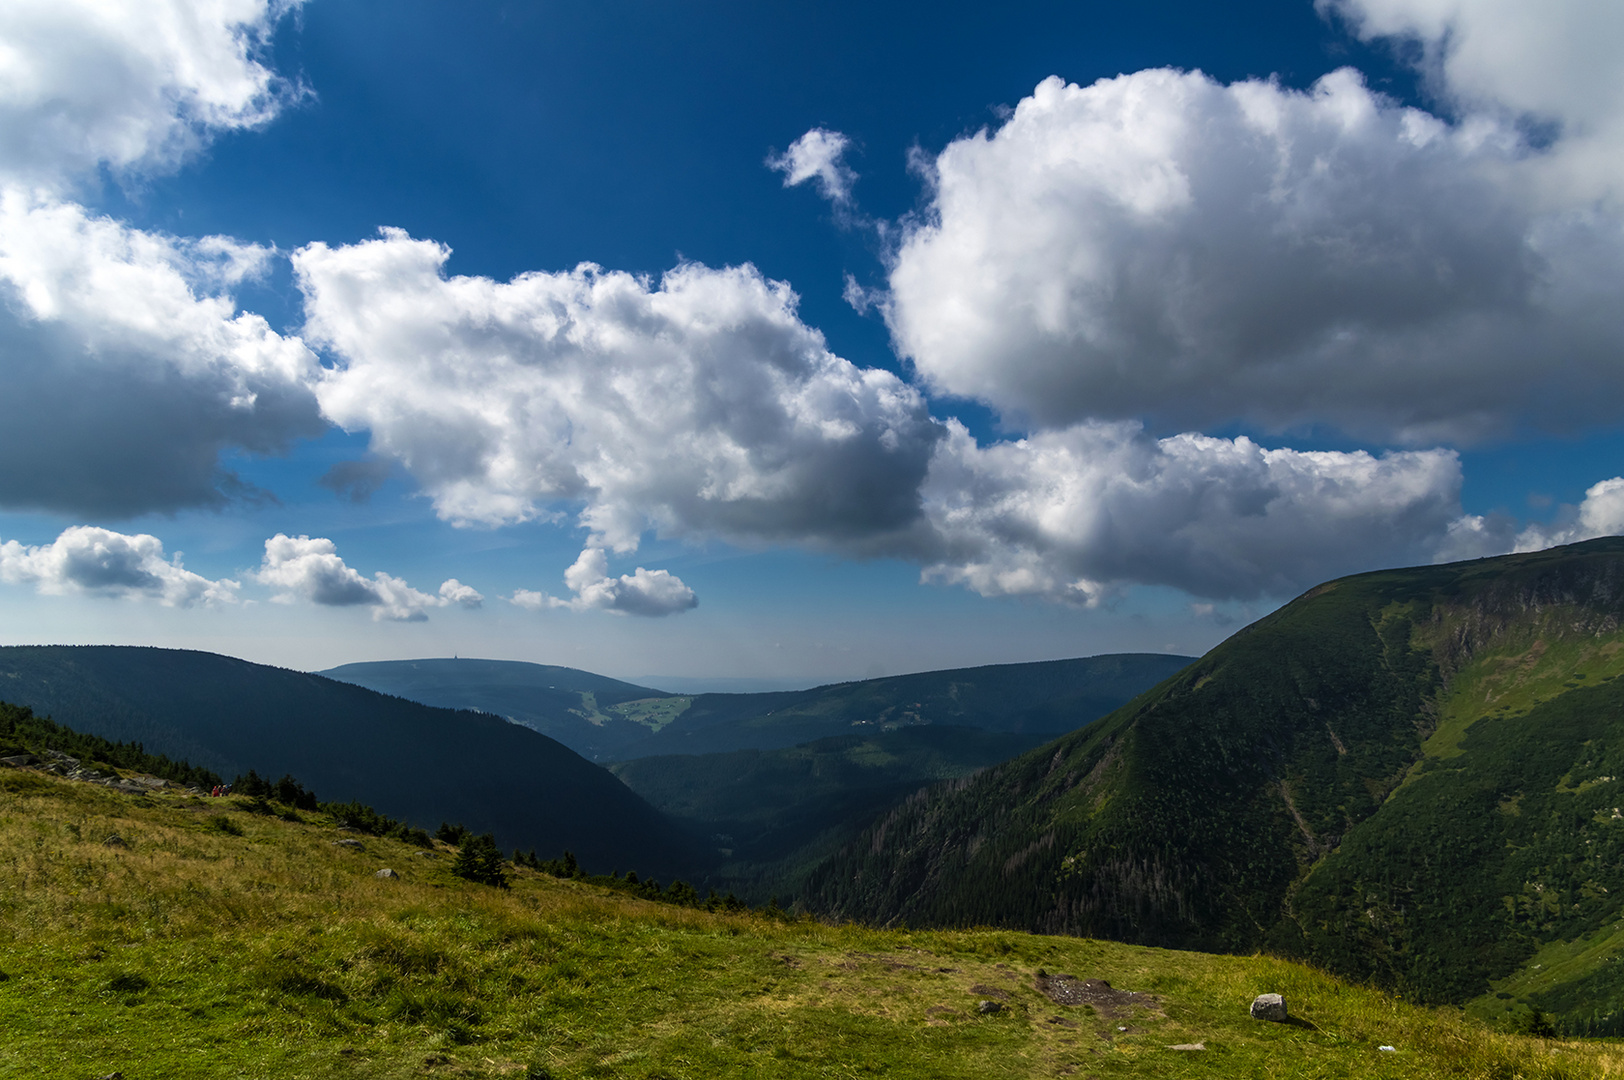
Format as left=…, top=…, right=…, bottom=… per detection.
left=1, top=766, right=1619, bottom=1079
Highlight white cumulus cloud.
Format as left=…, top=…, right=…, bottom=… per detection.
left=254, top=533, right=477, bottom=622
left=767, top=127, right=857, bottom=203
left=292, top=227, right=1491, bottom=603
left=0, top=0, right=302, bottom=192
left=1326, top=0, right=1624, bottom=204
left=296, top=230, right=940, bottom=552
left=0, top=0, right=323, bottom=518
left=437, top=578, right=484, bottom=609
left=917, top=421, right=1464, bottom=602
left=0, top=190, right=325, bottom=516
left=0, top=525, right=239, bottom=605
left=885, top=63, right=1624, bottom=444
left=510, top=547, right=697, bottom=617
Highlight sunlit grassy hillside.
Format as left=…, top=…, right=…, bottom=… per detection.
left=1, top=767, right=1617, bottom=1079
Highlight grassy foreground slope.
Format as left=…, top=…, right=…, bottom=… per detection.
left=800, top=539, right=1624, bottom=1029
left=0, top=767, right=1608, bottom=1080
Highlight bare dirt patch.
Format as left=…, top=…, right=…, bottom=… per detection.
left=1035, top=974, right=1156, bottom=1018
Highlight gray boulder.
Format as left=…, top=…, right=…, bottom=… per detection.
left=977, top=1000, right=1004, bottom=1014
left=375, top=868, right=400, bottom=879
left=1250, top=993, right=1288, bottom=1022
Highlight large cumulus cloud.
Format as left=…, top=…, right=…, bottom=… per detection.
left=510, top=548, right=698, bottom=617
left=0, top=191, right=324, bottom=515
left=290, top=228, right=1469, bottom=602
left=884, top=63, right=1624, bottom=444
left=0, top=0, right=322, bottom=518
left=919, top=421, right=1462, bottom=602
left=0, top=0, right=1602, bottom=612
left=0, top=0, right=300, bottom=191
left=254, top=533, right=482, bottom=621
left=0, top=524, right=238, bottom=605
left=1327, top=0, right=1624, bottom=204
left=296, top=230, right=942, bottom=556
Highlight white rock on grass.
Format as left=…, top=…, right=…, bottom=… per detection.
left=1250, top=993, right=1288, bottom=1022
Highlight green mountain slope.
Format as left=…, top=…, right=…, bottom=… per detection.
left=319, top=657, right=678, bottom=760
left=323, top=654, right=1193, bottom=763
left=0, top=764, right=1598, bottom=1080
left=0, top=646, right=700, bottom=876
left=799, top=538, right=1624, bottom=1032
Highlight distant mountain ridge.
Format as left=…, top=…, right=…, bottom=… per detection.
left=321, top=653, right=1196, bottom=762
left=797, top=537, right=1624, bottom=1033
left=0, top=646, right=699, bottom=877
left=319, top=658, right=675, bottom=760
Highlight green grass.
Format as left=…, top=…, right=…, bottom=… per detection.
left=606, top=697, right=694, bottom=733
left=1, top=768, right=1617, bottom=1079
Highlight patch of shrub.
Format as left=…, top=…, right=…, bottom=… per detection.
left=204, top=815, right=244, bottom=836
left=385, top=988, right=483, bottom=1043
left=257, top=957, right=348, bottom=1001
left=105, top=972, right=150, bottom=994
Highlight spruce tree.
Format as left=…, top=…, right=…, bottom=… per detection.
left=451, top=832, right=509, bottom=888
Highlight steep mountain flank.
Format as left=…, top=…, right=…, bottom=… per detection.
left=799, top=538, right=1624, bottom=1028
left=0, top=646, right=700, bottom=876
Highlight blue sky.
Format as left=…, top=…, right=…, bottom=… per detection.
left=0, top=0, right=1620, bottom=688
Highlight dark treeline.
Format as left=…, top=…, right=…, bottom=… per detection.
left=232, top=769, right=434, bottom=848
left=0, top=700, right=219, bottom=789
left=435, top=820, right=765, bottom=915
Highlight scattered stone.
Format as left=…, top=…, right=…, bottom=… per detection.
left=0, top=753, right=39, bottom=768
left=1251, top=993, right=1288, bottom=1022
left=1170, top=1042, right=1206, bottom=1051
left=970, top=984, right=1011, bottom=1000
left=1378, top=1045, right=1397, bottom=1052
left=102, top=834, right=127, bottom=848
left=43, top=750, right=80, bottom=768
left=375, top=868, right=400, bottom=879
left=332, top=838, right=365, bottom=850
left=977, top=1000, right=1004, bottom=1014
left=96, top=1073, right=124, bottom=1079
left=415, top=850, right=439, bottom=858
